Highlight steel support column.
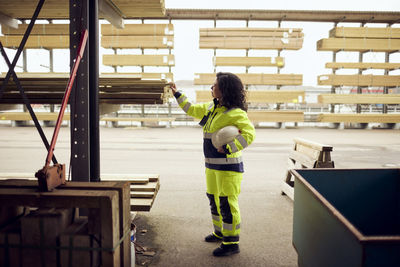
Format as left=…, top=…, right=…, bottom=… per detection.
left=70, top=0, right=90, bottom=181
left=89, top=0, right=100, bottom=182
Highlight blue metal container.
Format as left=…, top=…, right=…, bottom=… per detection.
left=291, top=168, right=400, bottom=267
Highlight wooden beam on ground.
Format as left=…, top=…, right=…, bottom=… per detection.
left=329, top=27, right=400, bottom=39
left=247, top=110, right=304, bottom=122
left=325, top=62, right=400, bottom=70
left=101, top=23, right=173, bottom=36
left=0, top=12, right=18, bottom=29
left=318, top=94, right=400, bottom=104
left=195, top=73, right=303, bottom=85
left=103, top=54, right=175, bottom=66
left=200, top=36, right=303, bottom=50
left=317, top=113, right=400, bottom=123
left=196, top=90, right=305, bottom=103
left=0, top=35, right=69, bottom=49
left=213, top=56, right=284, bottom=67
left=101, top=35, right=174, bottom=49
left=317, top=38, right=400, bottom=52
left=318, top=74, right=400, bottom=87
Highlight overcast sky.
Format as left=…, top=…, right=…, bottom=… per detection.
left=0, top=1, right=399, bottom=86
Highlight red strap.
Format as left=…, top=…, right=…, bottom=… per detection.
left=45, top=29, right=88, bottom=167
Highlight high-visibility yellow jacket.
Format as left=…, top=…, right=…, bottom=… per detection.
left=175, top=92, right=255, bottom=172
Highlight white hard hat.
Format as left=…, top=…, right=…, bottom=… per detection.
left=211, top=126, right=240, bottom=149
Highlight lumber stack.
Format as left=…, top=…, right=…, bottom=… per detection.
left=316, top=26, right=400, bottom=124
left=196, top=90, right=305, bottom=104
left=199, top=28, right=303, bottom=50
left=195, top=73, right=302, bottom=86
left=318, top=94, right=400, bottom=104
left=0, top=73, right=169, bottom=104
left=196, top=27, right=304, bottom=124
left=101, top=23, right=174, bottom=100
left=0, top=24, right=69, bottom=49
left=113, top=0, right=166, bottom=18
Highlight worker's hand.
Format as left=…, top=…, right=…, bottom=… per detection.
left=168, top=82, right=177, bottom=94
left=217, top=147, right=225, bottom=153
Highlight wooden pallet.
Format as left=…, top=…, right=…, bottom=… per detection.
left=194, top=73, right=303, bottom=85
left=318, top=94, right=400, bottom=104
left=282, top=138, right=334, bottom=200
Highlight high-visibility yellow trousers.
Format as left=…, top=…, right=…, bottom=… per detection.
left=205, top=168, right=242, bottom=245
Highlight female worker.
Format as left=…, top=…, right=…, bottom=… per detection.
left=169, top=72, right=255, bottom=257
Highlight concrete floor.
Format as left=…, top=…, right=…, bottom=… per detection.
left=0, top=124, right=399, bottom=266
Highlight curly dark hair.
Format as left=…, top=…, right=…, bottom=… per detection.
left=216, top=72, right=247, bottom=111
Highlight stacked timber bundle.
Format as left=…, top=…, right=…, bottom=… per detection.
left=101, top=23, right=175, bottom=104
left=316, top=26, right=400, bottom=126
left=195, top=27, right=305, bottom=124
left=0, top=73, right=169, bottom=105
left=317, top=27, right=400, bottom=87
left=195, top=27, right=304, bottom=87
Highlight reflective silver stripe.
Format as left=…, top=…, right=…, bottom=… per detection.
left=214, top=225, right=221, bottom=232
left=236, top=135, right=248, bottom=148
left=236, top=223, right=241, bottom=230
left=203, top=132, right=213, bottom=139
left=183, top=102, right=191, bottom=113
left=228, top=141, right=239, bottom=153
left=177, top=95, right=187, bottom=104
left=208, top=103, right=214, bottom=110
left=223, top=223, right=233, bottom=231
left=212, top=215, right=220, bottom=221
left=205, top=157, right=243, bottom=165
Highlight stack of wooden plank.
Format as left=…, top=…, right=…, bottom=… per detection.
left=213, top=56, right=285, bottom=67
left=194, top=73, right=303, bottom=86
left=318, top=27, right=400, bottom=52
left=0, top=0, right=165, bottom=20
left=101, top=23, right=174, bottom=93
left=113, top=0, right=166, bottom=18
left=196, top=90, right=305, bottom=104
left=0, top=73, right=169, bottom=104
left=199, top=27, right=304, bottom=50
left=0, top=24, right=69, bottom=49
left=318, top=74, right=400, bottom=87
left=318, top=94, right=400, bottom=104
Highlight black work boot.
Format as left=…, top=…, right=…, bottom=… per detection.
left=204, top=233, right=222, bottom=242
left=212, top=244, right=240, bottom=257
